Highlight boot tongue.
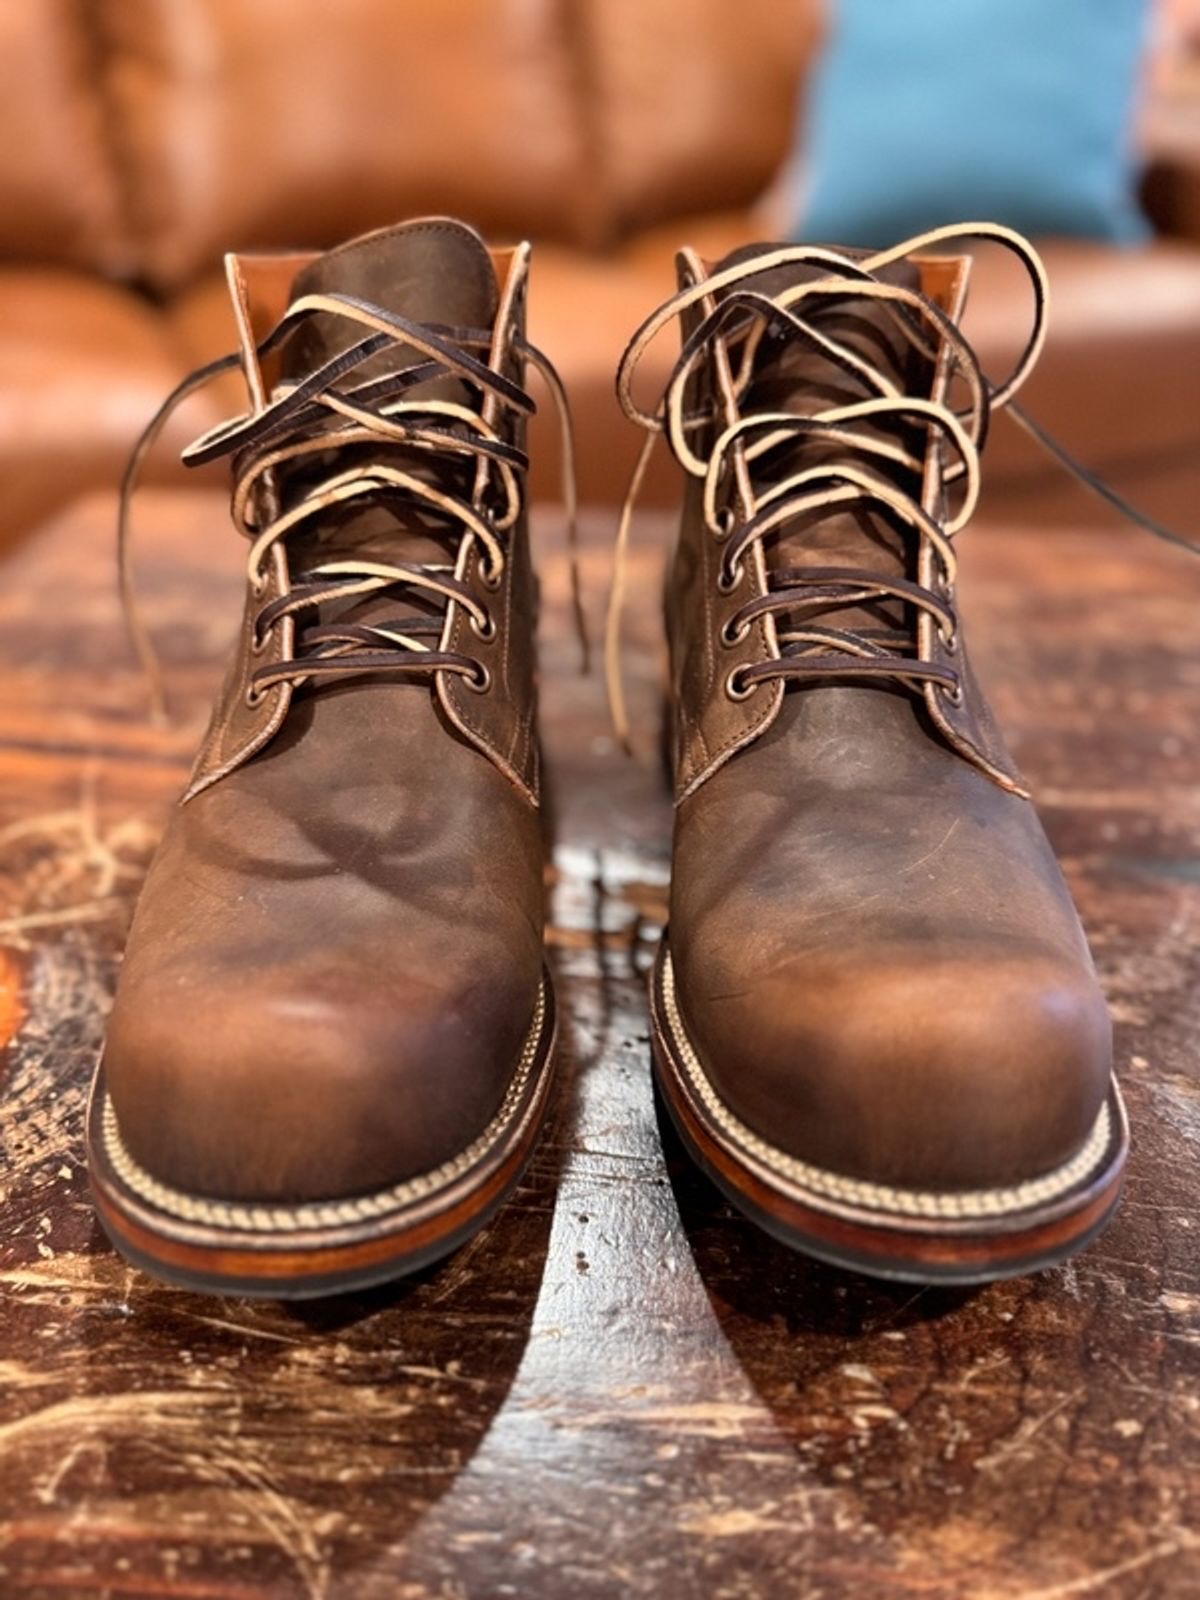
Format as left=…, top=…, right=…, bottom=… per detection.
left=277, top=219, right=500, bottom=577
left=714, top=246, right=927, bottom=636
left=284, top=218, right=499, bottom=401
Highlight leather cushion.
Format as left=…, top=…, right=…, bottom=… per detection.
left=0, top=270, right=222, bottom=540
left=962, top=238, right=1200, bottom=497
left=101, top=0, right=587, bottom=290
left=580, top=0, right=824, bottom=241
left=0, top=1, right=127, bottom=273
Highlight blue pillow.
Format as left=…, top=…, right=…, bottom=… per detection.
left=795, top=0, right=1150, bottom=247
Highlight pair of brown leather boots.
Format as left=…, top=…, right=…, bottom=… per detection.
left=88, top=217, right=1127, bottom=1298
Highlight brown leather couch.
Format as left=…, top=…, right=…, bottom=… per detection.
left=3, top=0, right=1199, bottom=538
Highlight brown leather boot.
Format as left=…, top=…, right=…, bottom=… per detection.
left=615, top=224, right=1127, bottom=1283
left=88, top=219, right=564, bottom=1296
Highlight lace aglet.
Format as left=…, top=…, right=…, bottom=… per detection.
left=565, top=503, right=589, bottom=676
left=608, top=681, right=636, bottom=761
left=574, top=596, right=591, bottom=677
left=145, top=677, right=170, bottom=727
left=131, top=624, right=171, bottom=726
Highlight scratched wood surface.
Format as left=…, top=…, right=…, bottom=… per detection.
left=0, top=491, right=1198, bottom=1599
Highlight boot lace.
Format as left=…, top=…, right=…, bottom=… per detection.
left=119, top=287, right=584, bottom=717
left=606, top=221, right=1197, bottom=746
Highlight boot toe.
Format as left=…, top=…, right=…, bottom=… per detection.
left=677, top=940, right=1113, bottom=1193
left=104, top=958, right=540, bottom=1204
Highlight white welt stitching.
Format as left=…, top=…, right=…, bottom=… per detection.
left=660, top=950, right=1115, bottom=1220
left=101, top=981, right=548, bottom=1233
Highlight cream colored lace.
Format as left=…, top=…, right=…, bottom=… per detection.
left=605, top=222, right=1053, bottom=746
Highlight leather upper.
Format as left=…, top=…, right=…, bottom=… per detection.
left=652, top=233, right=1115, bottom=1191
left=0, top=1, right=127, bottom=274
left=105, top=221, right=550, bottom=1203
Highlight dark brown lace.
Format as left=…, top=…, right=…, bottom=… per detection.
left=120, top=287, right=583, bottom=717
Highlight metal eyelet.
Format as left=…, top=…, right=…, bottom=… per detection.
left=470, top=611, right=496, bottom=641
left=942, top=680, right=964, bottom=707
left=942, top=628, right=958, bottom=655
left=717, top=561, right=744, bottom=596
left=250, top=621, right=271, bottom=655
left=480, top=563, right=504, bottom=593
left=244, top=684, right=267, bottom=709
left=720, top=615, right=749, bottom=648
left=724, top=667, right=757, bottom=702
left=250, top=571, right=268, bottom=599
left=713, top=506, right=736, bottom=540
left=465, top=662, right=492, bottom=694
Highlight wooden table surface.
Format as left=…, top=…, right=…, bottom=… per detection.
left=0, top=492, right=1198, bottom=1600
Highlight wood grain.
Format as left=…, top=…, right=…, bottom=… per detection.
left=0, top=491, right=1197, bottom=1598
